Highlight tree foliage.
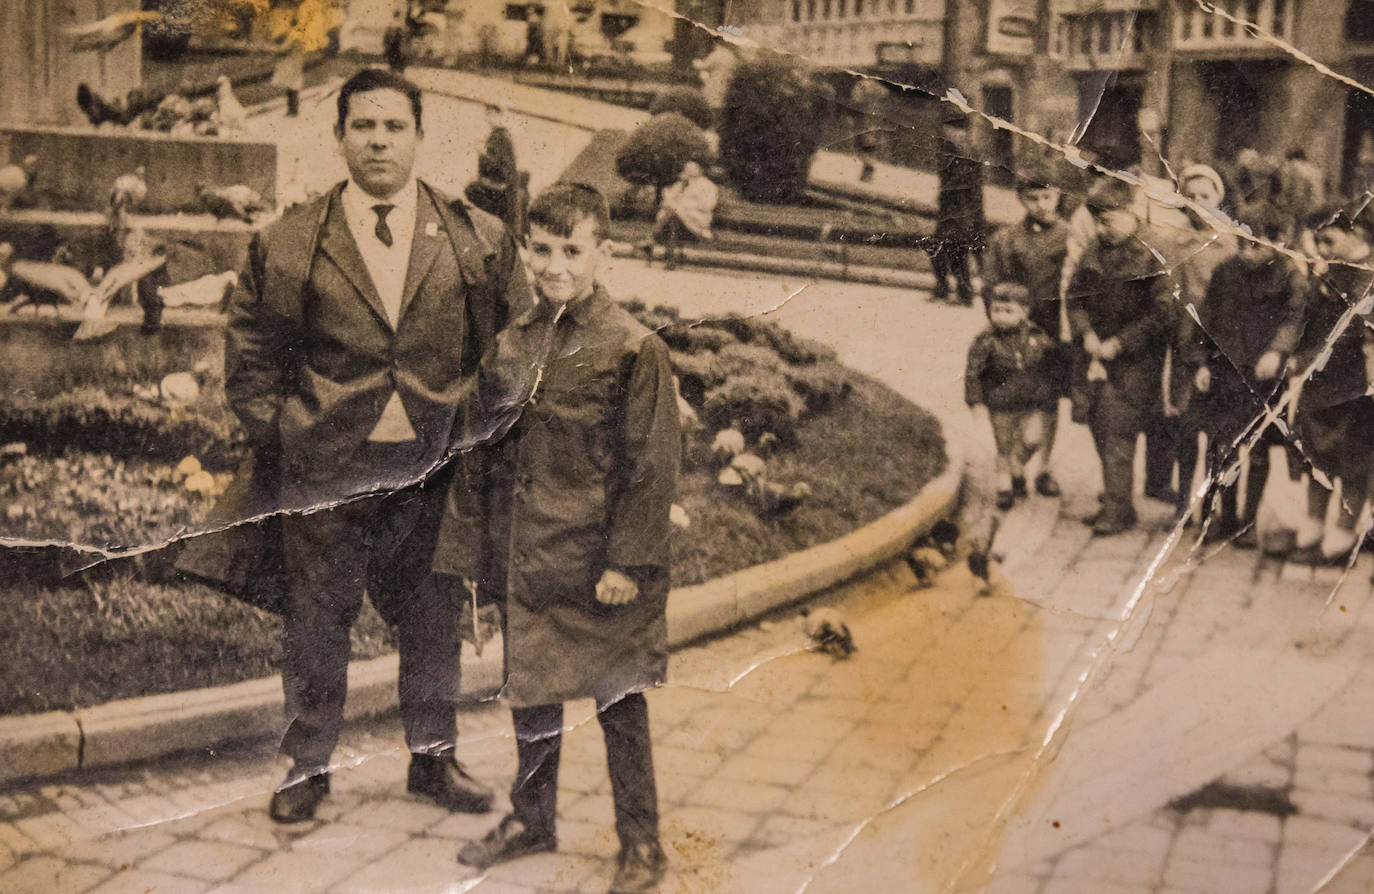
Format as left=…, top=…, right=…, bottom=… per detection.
left=614, top=112, right=714, bottom=199
left=718, top=53, right=832, bottom=204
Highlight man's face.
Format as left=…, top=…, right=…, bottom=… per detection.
left=1314, top=226, right=1372, bottom=264
left=336, top=88, right=421, bottom=199
left=527, top=217, right=608, bottom=305
left=1093, top=208, right=1138, bottom=246
left=1018, top=187, right=1061, bottom=225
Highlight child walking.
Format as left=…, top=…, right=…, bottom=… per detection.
left=965, top=281, right=1059, bottom=510
left=438, top=183, right=679, bottom=894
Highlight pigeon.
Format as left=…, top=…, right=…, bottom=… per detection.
left=711, top=427, right=746, bottom=463
left=752, top=479, right=811, bottom=517
left=76, top=83, right=129, bottom=126
left=215, top=75, right=248, bottom=135
left=110, top=166, right=148, bottom=216
left=730, top=452, right=767, bottom=479
left=149, top=93, right=193, bottom=132
left=801, top=607, right=856, bottom=660
left=754, top=431, right=781, bottom=457
left=4, top=260, right=90, bottom=311
left=0, top=156, right=38, bottom=212
left=65, top=10, right=160, bottom=53
left=158, top=270, right=237, bottom=308
left=197, top=184, right=266, bottom=222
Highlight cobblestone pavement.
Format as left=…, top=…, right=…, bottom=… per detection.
left=4, top=77, right=1373, bottom=892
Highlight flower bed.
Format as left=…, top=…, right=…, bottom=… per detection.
left=0, top=309, right=944, bottom=715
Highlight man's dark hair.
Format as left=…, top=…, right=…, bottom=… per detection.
left=1237, top=203, right=1286, bottom=242
left=336, top=68, right=424, bottom=134
left=529, top=182, right=610, bottom=242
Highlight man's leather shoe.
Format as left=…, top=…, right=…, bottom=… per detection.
left=457, top=814, right=556, bottom=868
left=1034, top=473, right=1060, bottom=498
left=1092, top=510, right=1137, bottom=537
left=610, top=841, right=666, bottom=893
left=269, top=769, right=329, bottom=824
left=408, top=751, right=494, bottom=813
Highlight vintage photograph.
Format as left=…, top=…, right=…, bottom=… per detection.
left=4, top=0, right=1374, bottom=891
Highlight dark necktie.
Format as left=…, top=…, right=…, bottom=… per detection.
left=372, top=204, right=394, bottom=247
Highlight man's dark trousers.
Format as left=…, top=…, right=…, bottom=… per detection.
left=279, top=446, right=459, bottom=772
left=510, top=693, right=659, bottom=847
left=1089, top=381, right=1149, bottom=523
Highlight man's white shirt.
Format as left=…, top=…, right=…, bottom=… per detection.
left=342, top=177, right=420, bottom=442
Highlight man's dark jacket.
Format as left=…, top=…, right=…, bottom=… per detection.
left=176, top=182, right=531, bottom=606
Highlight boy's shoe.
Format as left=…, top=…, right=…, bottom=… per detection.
left=610, top=841, right=667, bottom=893
left=458, top=814, right=556, bottom=869
left=1034, top=472, right=1060, bottom=497
left=408, top=751, right=494, bottom=814
left=995, top=490, right=1015, bottom=511
left=1011, top=476, right=1028, bottom=500
left=269, top=768, right=330, bottom=824
left=1234, top=525, right=1259, bottom=550
left=1092, top=509, right=1137, bottom=537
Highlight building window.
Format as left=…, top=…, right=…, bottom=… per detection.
left=904, top=0, right=913, bottom=13
left=1350, top=0, right=1374, bottom=42
left=855, top=0, right=864, bottom=14
left=792, top=0, right=801, bottom=21
left=1174, top=0, right=1297, bottom=49
left=504, top=4, right=528, bottom=21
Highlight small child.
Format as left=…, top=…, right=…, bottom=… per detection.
left=440, top=183, right=678, bottom=894
left=981, top=160, right=1071, bottom=498
left=965, top=281, right=1058, bottom=510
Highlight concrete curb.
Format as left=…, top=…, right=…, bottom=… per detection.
left=610, top=243, right=936, bottom=290
left=0, top=439, right=964, bottom=788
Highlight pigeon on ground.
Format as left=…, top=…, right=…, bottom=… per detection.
left=76, top=83, right=128, bottom=126
left=197, top=184, right=266, bottom=222
left=0, top=156, right=38, bottom=212
left=752, top=479, right=811, bottom=517
left=711, top=427, right=746, bottom=463
left=149, top=93, right=193, bottom=132
left=215, top=75, right=248, bottom=135
left=65, top=10, right=160, bottom=53
left=801, top=607, right=856, bottom=660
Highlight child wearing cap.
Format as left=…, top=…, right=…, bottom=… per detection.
left=982, top=160, right=1071, bottom=498
left=965, top=281, right=1059, bottom=510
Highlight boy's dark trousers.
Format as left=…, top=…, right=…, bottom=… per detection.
left=927, top=232, right=978, bottom=303
left=511, top=692, right=659, bottom=848
left=1089, top=381, right=1150, bottom=523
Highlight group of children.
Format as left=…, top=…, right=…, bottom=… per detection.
left=965, top=156, right=1374, bottom=560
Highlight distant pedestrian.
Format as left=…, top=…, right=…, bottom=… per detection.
left=648, top=160, right=717, bottom=269
left=1150, top=164, right=1238, bottom=520
left=271, top=28, right=306, bottom=118
left=1188, top=203, right=1306, bottom=547
left=464, top=104, right=530, bottom=242
left=445, top=184, right=677, bottom=894
left=981, top=160, right=1070, bottom=498
left=965, top=282, right=1059, bottom=510
left=383, top=11, right=410, bottom=73
left=1272, top=148, right=1325, bottom=239
left=524, top=6, right=548, bottom=67
left=1287, top=203, right=1374, bottom=564
left=927, top=111, right=984, bottom=306
left=1066, top=178, right=1174, bottom=536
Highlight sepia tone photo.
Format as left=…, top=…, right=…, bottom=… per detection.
left=4, top=1, right=1374, bottom=892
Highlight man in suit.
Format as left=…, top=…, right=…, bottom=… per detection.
left=225, top=68, right=534, bottom=823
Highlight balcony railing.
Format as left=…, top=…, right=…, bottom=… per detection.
left=1052, top=11, right=1158, bottom=70
left=1172, top=0, right=1296, bottom=50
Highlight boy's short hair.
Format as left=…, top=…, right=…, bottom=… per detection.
left=989, top=282, right=1031, bottom=306
left=337, top=68, right=424, bottom=133
left=1085, top=179, right=1135, bottom=216
left=1237, top=203, right=1286, bottom=242
left=529, top=182, right=611, bottom=242
left=1305, top=201, right=1374, bottom=237
left=1014, top=161, right=1056, bottom=194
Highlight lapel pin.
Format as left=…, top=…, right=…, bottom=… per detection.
left=425, top=221, right=439, bottom=238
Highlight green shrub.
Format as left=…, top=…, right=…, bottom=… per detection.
left=718, top=53, right=832, bottom=203
left=648, top=86, right=714, bottom=130
left=615, top=112, right=714, bottom=202
left=0, top=388, right=245, bottom=470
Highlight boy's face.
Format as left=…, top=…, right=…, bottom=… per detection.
left=1092, top=208, right=1138, bottom=246
left=1314, top=226, right=1372, bottom=263
left=527, top=217, right=609, bottom=305
left=988, top=300, right=1027, bottom=330
left=1018, top=187, right=1061, bottom=225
